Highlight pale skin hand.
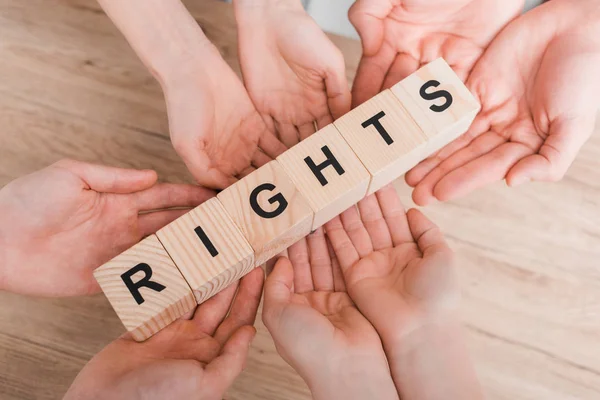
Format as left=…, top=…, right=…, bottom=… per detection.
left=234, top=0, right=351, bottom=147
left=64, top=268, right=264, bottom=400
left=263, top=231, right=399, bottom=400
left=325, top=185, right=482, bottom=399
left=405, top=0, right=600, bottom=205
left=349, top=0, right=524, bottom=106
left=97, top=0, right=287, bottom=189
left=0, top=159, right=213, bottom=297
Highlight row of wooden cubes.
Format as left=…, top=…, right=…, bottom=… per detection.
left=94, top=58, right=481, bottom=341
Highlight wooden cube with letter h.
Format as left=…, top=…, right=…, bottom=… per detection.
left=277, top=124, right=371, bottom=229
left=94, top=235, right=196, bottom=341
left=217, top=161, right=314, bottom=266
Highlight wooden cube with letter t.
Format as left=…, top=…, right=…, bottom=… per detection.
left=93, top=235, right=196, bottom=341
left=334, top=89, right=429, bottom=195
left=277, top=124, right=371, bottom=229
left=391, top=58, right=481, bottom=155
left=156, top=197, right=255, bottom=304
left=217, top=161, right=314, bottom=266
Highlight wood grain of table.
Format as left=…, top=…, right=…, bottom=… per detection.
left=1, top=0, right=599, bottom=399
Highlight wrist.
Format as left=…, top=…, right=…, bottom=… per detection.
left=303, top=354, right=399, bottom=400
left=385, top=318, right=483, bottom=399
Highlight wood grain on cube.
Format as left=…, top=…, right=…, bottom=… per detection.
left=217, top=161, right=314, bottom=266
left=277, top=124, right=370, bottom=229
left=391, top=58, right=481, bottom=155
left=334, top=90, right=428, bottom=194
left=156, top=197, right=255, bottom=304
left=93, top=235, right=195, bottom=341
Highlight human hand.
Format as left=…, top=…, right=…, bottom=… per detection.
left=0, top=159, right=213, bottom=297
left=64, top=267, right=264, bottom=400
left=262, top=231, right=399, bottom=400
left=234, top=0, right=351, bottom=147
left=405, top=0, right=600, bottom=205
left=349, top=0, right=524, bottom=106
left=96, top=0, right=287, bottom=189
left=164, top=49, right=288, bottom=188
left=326, top=185, right=481, bottom=399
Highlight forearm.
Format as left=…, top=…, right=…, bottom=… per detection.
left=97, top=0, right=220, bottom=85
left=386, top=318, right=483, bottom=400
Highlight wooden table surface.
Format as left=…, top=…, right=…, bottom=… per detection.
left=1, top=0, right=599, bottom=399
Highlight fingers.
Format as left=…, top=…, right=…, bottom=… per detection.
left=339, top=206, right=373, bottom=257
left=324, top=50, right=352, bottom=120
left=177, top=149, right=237, bottom=190
left=411, top=131, right=506, bottom=205
left=274, top=121, right=300, bottom=149
left=326, top=236, right=346, bottom=292
left=324, top=216, right=360, bottom=274
left=351, top=47, right=395, bottom=107
left=204, top=325, right=256, bottom=397
left=507, top=116, right=596, bottom=186
left=381, top=52, right=420, bottom=89
left=258, top=129, right=288, bottom=159
left=348, top=0, right=391, bottom=56
left=138, top=209, right=192, bottom=237
left=287, top=239, right=313, bottom=293
left=133, top=183, right=214, bottom=211
left=357, top=193, right=392, bottom=251
left=298, top=122, right=317, bottom=141
left=431, top=141, right=533, bottom=203
left=251, top=149, right=273, bottom=169
left=54, top=159, right=157, bottom=194
left=262, top=257, right=294, bottom=327
left=214, top=267, right=265, bottom=345
left=192, top=282, right=239, bottom=336
left=406, top=209, right=452, bottom=260
left=307, top=228, right=334, bottom=292
left=374, top=185, right=413, bottom=246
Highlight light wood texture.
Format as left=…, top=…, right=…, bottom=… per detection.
left=1, top=1, right=600, bottom=399
left=217, top=161, right=314, bottom=266
left=93, top=235, right=196, bottom=341
left=391, top=58, right=481, bottom=155
left=277, top=124, right=370, bottom=229
left=156, top=197, right=255, bottom=304
left=334, top=90, right=428, bottom=194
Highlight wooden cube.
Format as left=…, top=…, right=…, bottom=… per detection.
left=156, top=197, right=255, bottom=304
left=93, top=235, right=196, bottom=341
left=217, top=161, right=314, bottom=266
left=277, top=124, right=370, bottom=229
left=391, top=58, right=481, bottom=156
left=334, top=90, right=428, bottom=194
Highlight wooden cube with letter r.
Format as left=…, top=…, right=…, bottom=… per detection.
left=94, top=235, right=196, bottom=341
left=217, top=161, right=314, bottom=266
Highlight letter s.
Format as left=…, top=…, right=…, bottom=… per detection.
left=419, top=80, right=453, bottom=113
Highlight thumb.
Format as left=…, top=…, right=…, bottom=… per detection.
left=262, top=257, right=294, bottom=330
left=348, top=0, right=390, bottom=56
left=56, top=159, right=157, bottom=194
left=507, top=115, right=595, bottom=186
left=204, top=325, right=256, bottom=396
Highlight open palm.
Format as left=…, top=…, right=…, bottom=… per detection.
left=263, top=230, right=398, bottom=399
left=235, top=0, right=351, bottom=147
left=406, top=0, right=600, bottom=205
left=325, top=186, right=459, bottom=339
left=0, top=159, right=213, bottom=296
left=349, top=0, right=524, bottom=106
left=65, top=268, right=264, bottom=400
left=165, top=49, right=287, bottom=188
